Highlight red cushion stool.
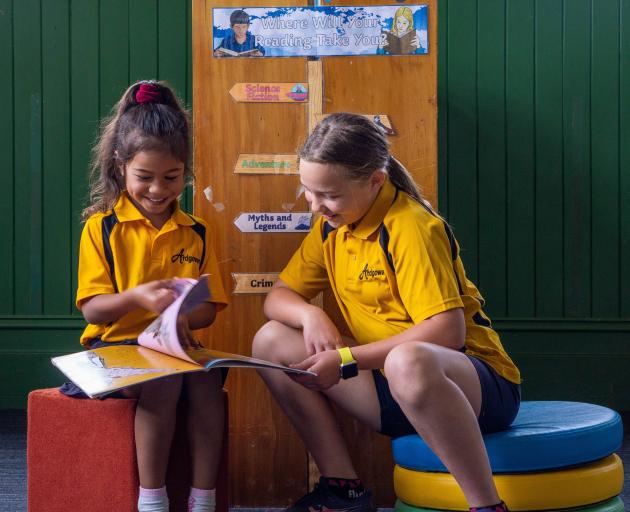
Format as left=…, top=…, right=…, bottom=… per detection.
left=27, top=387, right=229, bottom=512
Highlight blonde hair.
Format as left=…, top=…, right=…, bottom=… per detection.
left=82, top=80, right=191, bottom=220
left=391, top=7, right=414, bottom=35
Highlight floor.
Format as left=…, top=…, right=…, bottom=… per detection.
left=1, top=410, right=628, bottom=511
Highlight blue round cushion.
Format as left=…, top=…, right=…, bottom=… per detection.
left=392, top=401, right=623, bottom=473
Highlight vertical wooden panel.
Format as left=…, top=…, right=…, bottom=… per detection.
left=130, top=0, right=158, bottom=81
left=13, top=0, right=43, bottom=314
left=321, top=1, right=437, bottom=504
left=192, top=0, right=310, bottom=504
left=42, top=0, right=72, bottom=314
left=70, top=0, right=100, bottom=306
left=563, top=0, right=591, bottom=317
left=445, top=0, right=478, bottom=281
left=437, top=0, right=448, bottom=215
left=476, top=0, right=507, bottom=317
left=590, top=0, right=620, bottom=317
left=621, top=0, right=630, bottom=316
left=0, top=0, right=15, bottom=313
left=100, top=0, right=130, bottom=114
left=534, top=0, right=564, bottom=317
left=505, top=1, right=535, bottom=317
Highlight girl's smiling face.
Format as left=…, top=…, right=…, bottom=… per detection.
left=122, top=150, right=185, bottom=229
left=299, top=160, right=385, bottom=228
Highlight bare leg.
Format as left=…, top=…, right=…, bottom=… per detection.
left=185, top=370, right=225, bottom=489
left=133, top=374, right=183, bottom=489
left=252, top=321, right=374, bottom=478
left=384, top=342, right=499, bottom=508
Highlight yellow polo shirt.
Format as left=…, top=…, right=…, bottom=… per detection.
left=77, top=193, right=228, bottom=346
left=279, top=179, right=520, bottom=384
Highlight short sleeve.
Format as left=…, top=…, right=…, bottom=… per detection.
left=76, top=216, right=116, bottom=308
left=279, top=220, right=329, bottom=299
left=390, top=214, right=464, bottom=323
left=200, top=226, right=229, bottom=311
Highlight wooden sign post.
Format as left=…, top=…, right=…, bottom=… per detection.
left=192, top=0, right=437, bottom=506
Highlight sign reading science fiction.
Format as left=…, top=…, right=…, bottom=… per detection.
left=212, top=5, right=428, bottom=58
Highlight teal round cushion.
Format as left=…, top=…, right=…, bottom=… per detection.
left=392, top=401, right=623, bottom=472
left=394, top=496, right=626, bottom=512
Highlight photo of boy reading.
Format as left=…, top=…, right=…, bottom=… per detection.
left=214, top=9, right=265, bottom=58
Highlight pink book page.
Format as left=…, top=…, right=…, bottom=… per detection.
left=137, top=276, right=210, bottom=364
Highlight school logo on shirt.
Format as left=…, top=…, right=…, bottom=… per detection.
left=358, top=263, right=385, bottom=280
left=171, top=249, right=201, bottom=265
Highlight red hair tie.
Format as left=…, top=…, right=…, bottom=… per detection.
left=136, top=83, right=162, bottom=104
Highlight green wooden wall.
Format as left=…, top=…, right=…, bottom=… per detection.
left=437, top=0, right=630, bottom=407
left=0, top=0, right=193, bottom=407
left=0, top=0, right=628, bottom=409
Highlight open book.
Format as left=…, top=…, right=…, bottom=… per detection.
left=214, top=47, right=260, bottom=57
left=383, top=30, right=417, bottom=55
left=52, top=276, right=314, bottom=398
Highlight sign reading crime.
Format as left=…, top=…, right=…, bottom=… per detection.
left=234, top=154, right=299, bottom=175
left=230, top=83, right=308, bottom=102
left=232, top=273, right=280, bottom=294
left=212, top=5, right=428, bottom=58
left=234, top=212, right=312, bottom=233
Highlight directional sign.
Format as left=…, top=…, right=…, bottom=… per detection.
left=234, top=154, right=299, bottom=175
left=232, top=273, right=280, bottom=294
left=315, top=113, right=395, bottom=135
left=229, top=83, right=308, bottom=103
left=234, top=212, right=312, bottom=233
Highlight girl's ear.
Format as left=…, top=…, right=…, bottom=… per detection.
left=371, top=169, right=386, bottom=189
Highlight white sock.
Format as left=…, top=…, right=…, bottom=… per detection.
left=138, top=486, right=169, bottom=512
left=188, top=487, right=216, bottom=512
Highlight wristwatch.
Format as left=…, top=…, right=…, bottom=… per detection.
left=337, top=347, right=359, bottom=379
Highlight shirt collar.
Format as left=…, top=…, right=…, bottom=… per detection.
left=113, top=193, right=194, bottom=227
left=348, top=178, right=396, bottom=239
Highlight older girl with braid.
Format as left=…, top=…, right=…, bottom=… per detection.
left=252, top=113, right=521, bottom=512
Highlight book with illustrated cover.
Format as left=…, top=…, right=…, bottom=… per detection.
left=214, top=47, right=260, bottom=57
left=52, top=276, right=314, bottom=398
left=383, top=30, right=417, bottom=55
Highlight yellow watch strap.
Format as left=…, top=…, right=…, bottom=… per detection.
left=337, top=347, right=356, bottom=365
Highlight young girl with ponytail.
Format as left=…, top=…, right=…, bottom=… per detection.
left=67, top=80, right=228, bottom=512
left=252, top=113, right=521, bottom=512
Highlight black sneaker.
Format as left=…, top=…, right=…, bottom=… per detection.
left=285, top=480, right=376, bottom=512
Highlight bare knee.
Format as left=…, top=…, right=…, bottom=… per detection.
left=137, top=374, right=183, bottom=412
left=252, top=320, right=288, bottom=361
left=384, top=342, right=444, bottom=407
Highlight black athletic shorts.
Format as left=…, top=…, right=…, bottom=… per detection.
left=373, top=354, right=521, bottom=438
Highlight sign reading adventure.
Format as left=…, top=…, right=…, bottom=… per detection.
left=232, top=273, right=280, bottom=294
left=234, top=213, right=312, bottom=233
left=234, top=154, right=299, bottom=175
left=230, top=83, right=308, bottom=102
left=212, top=5, right=428, bottom=58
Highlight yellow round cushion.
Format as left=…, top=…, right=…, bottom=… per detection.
left=394, top=454, right=624, bottom=511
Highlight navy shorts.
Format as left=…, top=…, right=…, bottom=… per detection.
left=373, top=355, right=521, bottom=438
left=59, top=338, right=228, bottom=399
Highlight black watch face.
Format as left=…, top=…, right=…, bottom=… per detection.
left=340, top=363, right=358, bottom=379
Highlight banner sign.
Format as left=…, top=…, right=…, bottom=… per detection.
left=230, top=82, right=308, bottom=102
left=234, top=212, right=312, bottom=233
left=232, top=273, right=280, bottom=294
left=234, top=154, right=299, bottom=175
left=212, top=5, right=428, bottom=58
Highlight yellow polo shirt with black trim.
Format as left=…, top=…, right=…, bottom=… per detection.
left=279, top=179, right=520, bottom=384
left=76, top=193, right=228, bottom=346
